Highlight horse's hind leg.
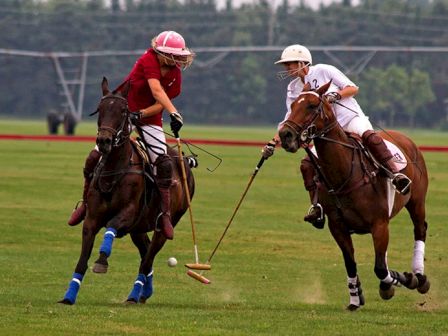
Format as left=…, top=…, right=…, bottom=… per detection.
left=126, top=232, right=151, bottom=304
left=406, top=199, right=430, bottom=294
left=138, top=232, right=167, bottom=304
left=59, top=221, right=100, bottom=305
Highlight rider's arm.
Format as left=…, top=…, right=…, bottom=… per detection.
left=147, top=78, right=177, bottom=115
left=337, top=85, right=359, bottom=99
left=139, top=102, right=163, bottom=117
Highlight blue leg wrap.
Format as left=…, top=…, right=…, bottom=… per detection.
left=141, top=270, right=154, bottom=300
left=99, top=228, right=117, bottom=257
left=127, top=273, right=146, bottom=302
left=63, top=272, right=84, bottom=304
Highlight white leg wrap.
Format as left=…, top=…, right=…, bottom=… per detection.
left=381, top=270, right=401, bottom=286
left=347, top=276, right=360, bottom=306
left=412, top=240, right=425, bottom=274
left=381, top=272, right=394, bottom=284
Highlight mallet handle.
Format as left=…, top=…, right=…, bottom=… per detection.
left=206, top=156, right=266, bottom=264
left=175, top=131, right=199, bottom=264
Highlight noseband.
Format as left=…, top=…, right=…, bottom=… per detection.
left=283, top=91, right=337, bottom=145
left=97, top=95, right=131, bottom=147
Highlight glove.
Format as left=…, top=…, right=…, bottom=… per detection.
left=170, top=111, right=183, bottom=135
left=129, top=111, right=142, bottom=124
left=262, top=139, right=277, bottom=159
left=325, top=92, right=341, bottom=103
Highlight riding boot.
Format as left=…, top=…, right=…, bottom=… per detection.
left=68, top=149, right=101, bottom=226
left=154, top=155, right=174, bottom=240
left=362, top=130, right=412, bottom=195
left=300, top=156, right=325, bottom=229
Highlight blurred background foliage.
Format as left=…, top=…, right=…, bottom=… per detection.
left=1, top=0, right=448, bottom=129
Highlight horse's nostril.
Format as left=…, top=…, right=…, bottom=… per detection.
left=279, top=130, right=291, bottom=142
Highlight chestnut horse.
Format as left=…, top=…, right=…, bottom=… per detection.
left=59, top=77, right=195, bottom=305
left=278, top=81, right=430, bottom=310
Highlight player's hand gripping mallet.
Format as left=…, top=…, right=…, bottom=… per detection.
left=186, top=156, right=266, bottom=285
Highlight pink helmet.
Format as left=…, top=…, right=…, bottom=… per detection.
left=154, top=31, right=192, bottom=56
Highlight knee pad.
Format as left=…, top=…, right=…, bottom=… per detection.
left=154, top=155, right=173, bottom=188
left=362, top=130, right=382, bottom=145
left=300, top=156, right=317, bottom=191
left=83, top=150, right=101, bottom=179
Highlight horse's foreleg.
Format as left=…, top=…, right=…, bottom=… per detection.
left=59, top=222, right=100, bottom=305
left=371, top=222, right=418, bottom=300
left=93, top=205, right=138, bottom=273
left=92, top=227, right=117, bottom=273
left=372, top=222, right=396, bottom=299
left=329, top=223, right=364, bottom=310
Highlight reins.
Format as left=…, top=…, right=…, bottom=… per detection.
left=93, top=94, right=144, bottom=194
left=97, top=95, right=132, bottom=148
left=287, top=92, right=374, bottom=204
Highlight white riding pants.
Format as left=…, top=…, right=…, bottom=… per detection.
left=343, top=116, right=373, bottom=137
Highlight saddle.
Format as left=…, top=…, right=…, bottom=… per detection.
left=131, top=137, right=156, bottom=189
left=346, top=132, right=408, bottom=173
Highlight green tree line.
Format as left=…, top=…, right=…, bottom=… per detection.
left=1, top=0, right=447, bottom=129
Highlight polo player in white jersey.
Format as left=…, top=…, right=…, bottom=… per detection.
left=262, top=44, right=411, bottom=229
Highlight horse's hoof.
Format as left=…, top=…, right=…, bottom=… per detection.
left=379, top=282, right=395, bottom=300
left=124, top=299, right=138, bottom=305
left=359, top=293, right=365, bottom=306
left=57, top=298, right=74, bottom=305
left=403, top=272, right=419, bottom=290
left=346, top=304, right=361, bottom=311
left=416, top=274, right=430, bottom=294
left=92, top=262, right=108, bottom=273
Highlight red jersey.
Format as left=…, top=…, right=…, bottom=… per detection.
left=125, top=48, right=181, bottom=127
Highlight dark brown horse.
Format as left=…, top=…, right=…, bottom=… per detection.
left=278, top=81, right=430, bottom=310
left=59, top=77, right=194, bottom=305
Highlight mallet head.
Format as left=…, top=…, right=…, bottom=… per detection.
left=187, top=270, right=211, bottom=285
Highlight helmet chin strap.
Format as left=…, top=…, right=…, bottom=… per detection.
left=276, top=63, right=308, bottom=81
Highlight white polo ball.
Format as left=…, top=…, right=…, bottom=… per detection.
left=167, top=257, right=177, bottom=267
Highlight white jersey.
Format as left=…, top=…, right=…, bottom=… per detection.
left=277, top=77, right=304, bottom=130
left=304, top=64, right=366, bottom=128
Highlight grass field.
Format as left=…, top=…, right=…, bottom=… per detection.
left=1, top=120, right=447, bottom=335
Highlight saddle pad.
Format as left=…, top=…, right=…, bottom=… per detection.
left=385, top=140, right=407, bottom=171
left=384, top=140, right=407, bottom=217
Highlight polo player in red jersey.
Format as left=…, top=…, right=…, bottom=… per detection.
left=68, top=31, right=194, bottom=240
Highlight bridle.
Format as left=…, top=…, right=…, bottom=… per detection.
left=96, top=94, right=132, bottom=148
left=282, top=91, right=338, bottom=146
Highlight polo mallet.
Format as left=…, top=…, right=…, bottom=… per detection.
left=173, top=130, right=211, bottom=273
left=187, top=156, right=266, bottom=285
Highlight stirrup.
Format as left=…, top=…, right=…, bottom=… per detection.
left=305, top=203, right=325, bottom=229
left=392, top=173, right=412, bottom=195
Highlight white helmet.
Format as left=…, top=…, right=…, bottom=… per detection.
left=275, top=44, right=312, bottom=65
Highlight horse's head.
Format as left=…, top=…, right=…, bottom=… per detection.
left=279, top=81, right=335, bottom=153
left=95, top=77, right=131, bottom=155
